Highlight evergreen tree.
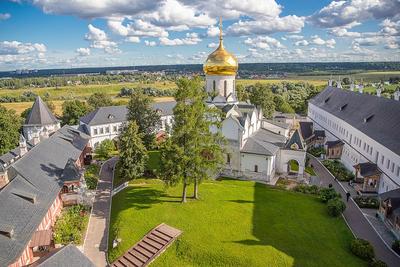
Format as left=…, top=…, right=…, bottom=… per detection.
left=61, top=100, right=89, bottom=125
left=127, top=91, right=160, bottom=148
left=0, top=106, right=22, bottom=155
left=119, top=121, right=148, bottom=180
left=248, top=83, right=276, bottom=118
left=88, top=92, right=113, bottom=109
left=159, top=78, right=224, bottom=202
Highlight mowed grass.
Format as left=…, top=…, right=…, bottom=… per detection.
left=108, top=179, right=364, bottom=267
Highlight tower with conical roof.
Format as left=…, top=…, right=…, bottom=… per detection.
left=23, top=96, right=60, bottom=144
left=203, top=18, right=238, bottom=105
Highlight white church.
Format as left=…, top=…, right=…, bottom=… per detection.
left=202, top=20, right=306, bottom=183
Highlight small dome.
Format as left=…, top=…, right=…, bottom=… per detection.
left=203, top=42, right=238, bottom=76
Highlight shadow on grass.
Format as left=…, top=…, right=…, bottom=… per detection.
left=121, top=188, right=181, bottom=210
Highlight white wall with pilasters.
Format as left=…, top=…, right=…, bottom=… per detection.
left=206, top=75, right=236, bottom=99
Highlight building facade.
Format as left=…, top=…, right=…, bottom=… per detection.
left=308, top=85, right=400, bottom=193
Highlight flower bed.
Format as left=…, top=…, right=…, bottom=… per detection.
left=354, top=196, right=379, bottom=209
left=323, top=160, right=355, bottom=181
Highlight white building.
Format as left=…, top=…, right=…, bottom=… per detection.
left=202, top=19, right=306, bottom=183
left=79, top=102, right=175, bottom=148
left=308, top=84, right=400, bottom=193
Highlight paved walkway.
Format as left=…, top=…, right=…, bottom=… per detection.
left=84, top=157, right=118, bottom=267
left=309, top=155, right=400, bottom=267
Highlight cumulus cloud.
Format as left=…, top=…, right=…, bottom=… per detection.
left=0, top=13, right=11, bottom=20
left=125, top=36, right=140, bottom=43
left=285, top=34, right=304, bottom=40
left=76, top=47, right=90, bottom=56
left=244, top=36, right=284, bottom=50
left=310, top=35, right=336, bottom=48
left=159, top=32, right=201, bottom=46
left=85, top=24, right=120, bottom=54
left=144, top=40, right=157, bottom=46
left=207, top=42, right=218, bottom=48
left=207, top=25, right=219, bottom=37
left=188, top=51, right=207, bottom=61
left=295, top=40, right=309, bottom=46
left=309, top=0, right=400, bottom=29
left=0, top=41, right=46, bottom=55
left=227, top=15, right=305, bottom=36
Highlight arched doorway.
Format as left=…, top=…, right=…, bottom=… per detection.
left=287, top=159, right=299, bottom=174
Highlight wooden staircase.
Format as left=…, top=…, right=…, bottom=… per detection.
left=111, top=223, right=182, bottom=267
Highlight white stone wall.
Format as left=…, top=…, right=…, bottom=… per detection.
left=308, top=103, right=400, bottom=192
left=278, top=149, right=306, bottom=175
left=262, top=120, right=290, bottom=138
left=240, top=153, right=274, bottom=181
left=206, top=75, right=236, bottom=98
left=23, top=123, right=60, bottom=143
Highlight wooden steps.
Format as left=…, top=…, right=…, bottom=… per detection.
left=111, top=223, right=182, bottom=267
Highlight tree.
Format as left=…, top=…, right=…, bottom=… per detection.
left=236, top=84, right=249, bottom=102
left=61, top=100, right=89, bottom=125
left=95, top=139, right=115, bottom=160
left=127, top=90, right=160, bottom=148
left=248, top=83, right=276, bottom=118
left=159, top=78, right=224, bottom=202
left=0, top=106, right=22, bottom=155
left=88, top=92, right=113, bottom=109
left=21, top=107, right=32, bottom=120
left=118, top=121, right=148, bottom=180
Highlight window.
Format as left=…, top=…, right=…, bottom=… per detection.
left=387, top=159, right=391, bottom=169
left=254, top=165, right=258, bottom=172
left=397, top=166, right=400, bottom=176
left=224, top=80, right=227, bottom=97
left=226, top=154, right=231, bottom=164
left=105, top=127, right=110, bottom=133
left=391, top=163, right=395, bottom=173
left=113, top=126, right=117, bottom=132
left=213, top=80, right=216, bottom=92
left=100, top=128, right=104, bottom=134
left=93, top=128, right=98, bottom=135
left=381, top=155, right=385, bottom=164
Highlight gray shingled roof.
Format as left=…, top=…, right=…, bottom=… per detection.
left=29, top=244, right=95, bottom=267
left=284, top=129, right=304, bottom=150
left=0, top=126, right=90, bottom=266
left=299, top=121, right=313, bottom=140
left=241, top=128, right=286, bottom=156
left=25, top=96, right=58, bottom=126
left=355, top=162, right=381, bottom=177
left=79, top=101, right=176, bottom=126
left=326, top=140, right=345, bottom=148
left=309, top=86, right=400, bottom=155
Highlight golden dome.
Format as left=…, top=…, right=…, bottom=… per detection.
left=203, top=19, right=238, bottom=76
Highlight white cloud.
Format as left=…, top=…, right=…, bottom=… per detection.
left=125, top=36, right=140, bottom=43
left=85, top=24, right=120, bottom=54
left=244, top=36, right=284, bottom=50
left=0, top=40, right=48, bottom=68
left=159, top=32, right=201, bottom=46
left=227, top=15, right=305, bottom=36
left=330, top=27, right=362, bottom=37
left=295, top=40, right=309, bottom=46
left=285, top=34, right=304, bottom=40
left=0, top=13, right=11, bottom=20
left=144, top=40, right=157, bottom=46
left=207, top=25, right=219, bottom=37
left=188, top=51, right=207, bottom=61
left=310, top=0, right=400, bottom=29
left=0, top=41, right=47, bottom=55
left=310, top=35, right=336, bottom=48
left=207, top=42, right=218, bottom=48
left=76, top=47, right=91, bottom=56
left=380, top=18, right=400, bottom=36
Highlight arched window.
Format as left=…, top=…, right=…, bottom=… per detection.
left=224, top=80, right=227, bottom=97
left=254, top=165, right=258, bottom=172
left=213, top=80, right=216, bottom=92
left=227, top=154, right=231, bottom=164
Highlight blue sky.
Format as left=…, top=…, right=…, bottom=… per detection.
left=0, top=0, right=399, bottom=71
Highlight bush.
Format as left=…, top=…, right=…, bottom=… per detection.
left=350, top=238, right=375, bottom=261
left=293, top=184, right=320, bottom=195
left=95, top=139, right=116, bottom=160
left=392, top=240, right=400, bottom=255
left=327, top=198, right=346, bottom=217
left=354, top=196, right=380, bottom=209
left=308, top=146, right=325, bottom=157
left=319, top=187, right=341, bottom=203
left=85, top=164, right=100, bottom=190
left=369, top=259, right=388, bottom=267
left=53, top=205, right=90, bottom=245
left=323, top=160, right=354, bottom=181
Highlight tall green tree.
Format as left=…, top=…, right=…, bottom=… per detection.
left=127, top=90, right=160, bottom=148
left=61, top=100, right=89, bottom=125
left=119, top=121, right=148, bottom=180
left=236, top=84, right=249, bottom=102
left=248, top=83, right=276, bottom=118
left=159, top=78, right=224, bottom=202
left=0, top=106, right=22, bottom=155
left=88, top=92, right=113, bottom=109
left=95, top=139, right=115, bottom=160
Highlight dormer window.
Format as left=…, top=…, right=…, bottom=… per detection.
left=108, top=114, right=114, bottom=120
left=324, top=97, right=330, bottom=103
left=0, top=224, right=13, bottom=238
left=340, top=104, right=347, bottom=111
left=364, top=114, right=374, bottom=123
left=12, top=190, right=36, bottom=203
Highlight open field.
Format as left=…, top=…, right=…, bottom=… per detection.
left=108, top=178, right=364, bottom=267
left=291, top=71, right=400, bottom=82
left=1, top=97, right=174, bottom=116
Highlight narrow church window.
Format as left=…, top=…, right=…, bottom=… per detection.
left=227, top=154, right=231, bottom=164
left=213, top=80, right=216, bottom=92
left=224, top=80, right=227, bottom=97
left=254, top=165, right=258, bottom=172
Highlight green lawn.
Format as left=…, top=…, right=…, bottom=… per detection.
left=305, top=166, right=316, bottom=176
left=289, top=160, right=299, bottom=172
left=108, top=179, right=363, bottom=267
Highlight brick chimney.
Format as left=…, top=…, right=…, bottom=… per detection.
left=19, top=134, right=27, bottom=156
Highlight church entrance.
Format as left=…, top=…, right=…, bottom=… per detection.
left=287, top=159, right=299, bottom=174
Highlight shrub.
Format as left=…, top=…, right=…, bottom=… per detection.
left=95, top=139, right=115, bottom=160
left=392, top=240, right=400, bottom=255
left=85, top=164, right=100, bottom=190
left=354, top=196, right=380, bottom=209
left=308, top=146, right=325, bottom=157
left=323, top=160, right=354, bottom=181
left=350, top=238, right=375, bottom=261
left=319, top=187, right=340, bottom=203
left=327, top=198, right=346, bottom=217
left=369, top=259, right=388, bottom=267
left=293, top=184, right=320, bottom=195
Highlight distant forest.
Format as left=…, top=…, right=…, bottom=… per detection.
left=1, top=61, right=399, bottom=78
